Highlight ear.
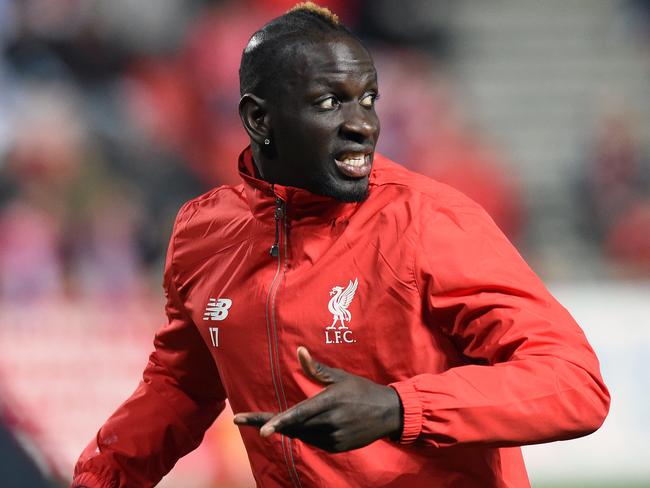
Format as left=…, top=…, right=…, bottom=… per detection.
left=239, top=93, right=271, bottom=145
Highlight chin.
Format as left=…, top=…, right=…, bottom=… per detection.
left=333, top=186, right=369, bottom=203
left=312, top=177, right=369, bottom=203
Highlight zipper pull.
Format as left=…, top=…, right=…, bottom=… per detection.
left=270, top=196, right=284, bottom=257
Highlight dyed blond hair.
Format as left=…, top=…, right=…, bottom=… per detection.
left=288, top=2, right=340, bottom=25
left=240, top=2, right=359, bottom=97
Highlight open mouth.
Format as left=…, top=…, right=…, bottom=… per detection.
left=334, top=152, right=372, bottom=178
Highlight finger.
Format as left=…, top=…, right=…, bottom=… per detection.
left=278, top=412, right=345, bottom=453
left=297, top=346, right=347, bottom=385
left=274, top=417, right=334, bottom=441
left=260, top=392, right=330, bottom=438
left=233, top=412, right=274, bottom=427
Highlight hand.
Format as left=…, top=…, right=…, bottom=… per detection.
left=234, top=346, right=403, bottom=452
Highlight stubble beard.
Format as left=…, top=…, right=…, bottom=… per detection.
left=308, top=172, right=370, bottom=203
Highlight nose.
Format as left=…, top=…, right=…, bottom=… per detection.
left=340, top=105, right=378, bottom=143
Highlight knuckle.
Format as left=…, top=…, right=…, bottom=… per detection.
left=330, top=430, right=345, bottom=448
left=325, top=412, right=342, bottom=425
left=322, top=395, right=337, bottom=411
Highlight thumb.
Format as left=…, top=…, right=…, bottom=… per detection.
left=297, top=346, right=347, bottom=385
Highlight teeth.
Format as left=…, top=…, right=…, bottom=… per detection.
left=338, top=154, right=367, bottom=167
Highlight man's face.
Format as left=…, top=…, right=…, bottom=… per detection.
left=267, top=36, right=380, bottom=202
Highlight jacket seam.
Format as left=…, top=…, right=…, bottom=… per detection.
left=411, top=228, right=423, bottom=299
left=409, top=197, right=438, bottom=304
left=158, top=202, right=225, bottom=435
left=169, top=200, right=193, bottom=291
left=183, top=185, right=242, bottom=209
left=372, top=179, right=478, bottom=216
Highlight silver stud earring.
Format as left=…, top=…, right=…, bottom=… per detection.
left=264, top=138, right=270, bottom=145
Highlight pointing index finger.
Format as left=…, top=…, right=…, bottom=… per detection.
left=233, top=411, right=274, bottom=427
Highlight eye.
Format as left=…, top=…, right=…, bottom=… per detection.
left=317, top=96, right=339, bottom=110
left=360, top=93, right=379, bottom=108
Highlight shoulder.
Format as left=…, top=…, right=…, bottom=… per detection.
left=174, top=185, right=247, bottom=234
left=369, top=153, right=489, bottom=224
left=170, top=183, right=250, bottom=256
left=174, top=184, right=246, bottom=232
left=371, top=156, right=533, bottom=287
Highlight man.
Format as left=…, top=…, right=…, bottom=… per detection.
left=72, top=3, right=610, bottom=487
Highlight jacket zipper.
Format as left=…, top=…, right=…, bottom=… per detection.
left=270, top=197, right=282, bottom=257
left=266, top=195, right=302, bottom=488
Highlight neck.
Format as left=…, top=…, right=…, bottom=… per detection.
left=251, top=144, right=267, bottom=180
left=251, top=144, right=297, bottom=188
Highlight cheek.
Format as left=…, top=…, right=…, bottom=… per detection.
left=292, top=126, right=336, bottom=153
left=274, top=112, right=338, bottom=157
left=301, top=115, right=336, bottom=137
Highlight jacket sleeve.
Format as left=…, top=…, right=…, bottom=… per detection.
left=71, top=212, right=227, bottom=488
left=390, top=199, right=610, bottom=448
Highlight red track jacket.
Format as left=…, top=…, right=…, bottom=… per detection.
left=72, top=148, right=610, bottom=487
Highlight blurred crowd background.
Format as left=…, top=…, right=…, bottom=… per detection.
left=0, top=0, right=649, bottom=487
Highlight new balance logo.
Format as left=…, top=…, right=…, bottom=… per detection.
left=203, top=298, right=232, bottom=321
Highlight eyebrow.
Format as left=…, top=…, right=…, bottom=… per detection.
left=306, top=71, right=378, bottom=91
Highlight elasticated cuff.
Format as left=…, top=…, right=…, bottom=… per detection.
left=71, top=471, right=107, bottom=488
left=389, top=379, right=422, bottom=444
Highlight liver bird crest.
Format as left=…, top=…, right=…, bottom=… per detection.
left=326, top=278, right=358, bottom=330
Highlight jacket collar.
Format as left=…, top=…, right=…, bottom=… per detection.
left=239, top=146, right=371, bottom=223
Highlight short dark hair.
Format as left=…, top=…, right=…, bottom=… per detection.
left=239, top=2, right=358, bottom=97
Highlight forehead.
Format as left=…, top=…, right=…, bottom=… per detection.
left=283, top=36, right=376, bottom=90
